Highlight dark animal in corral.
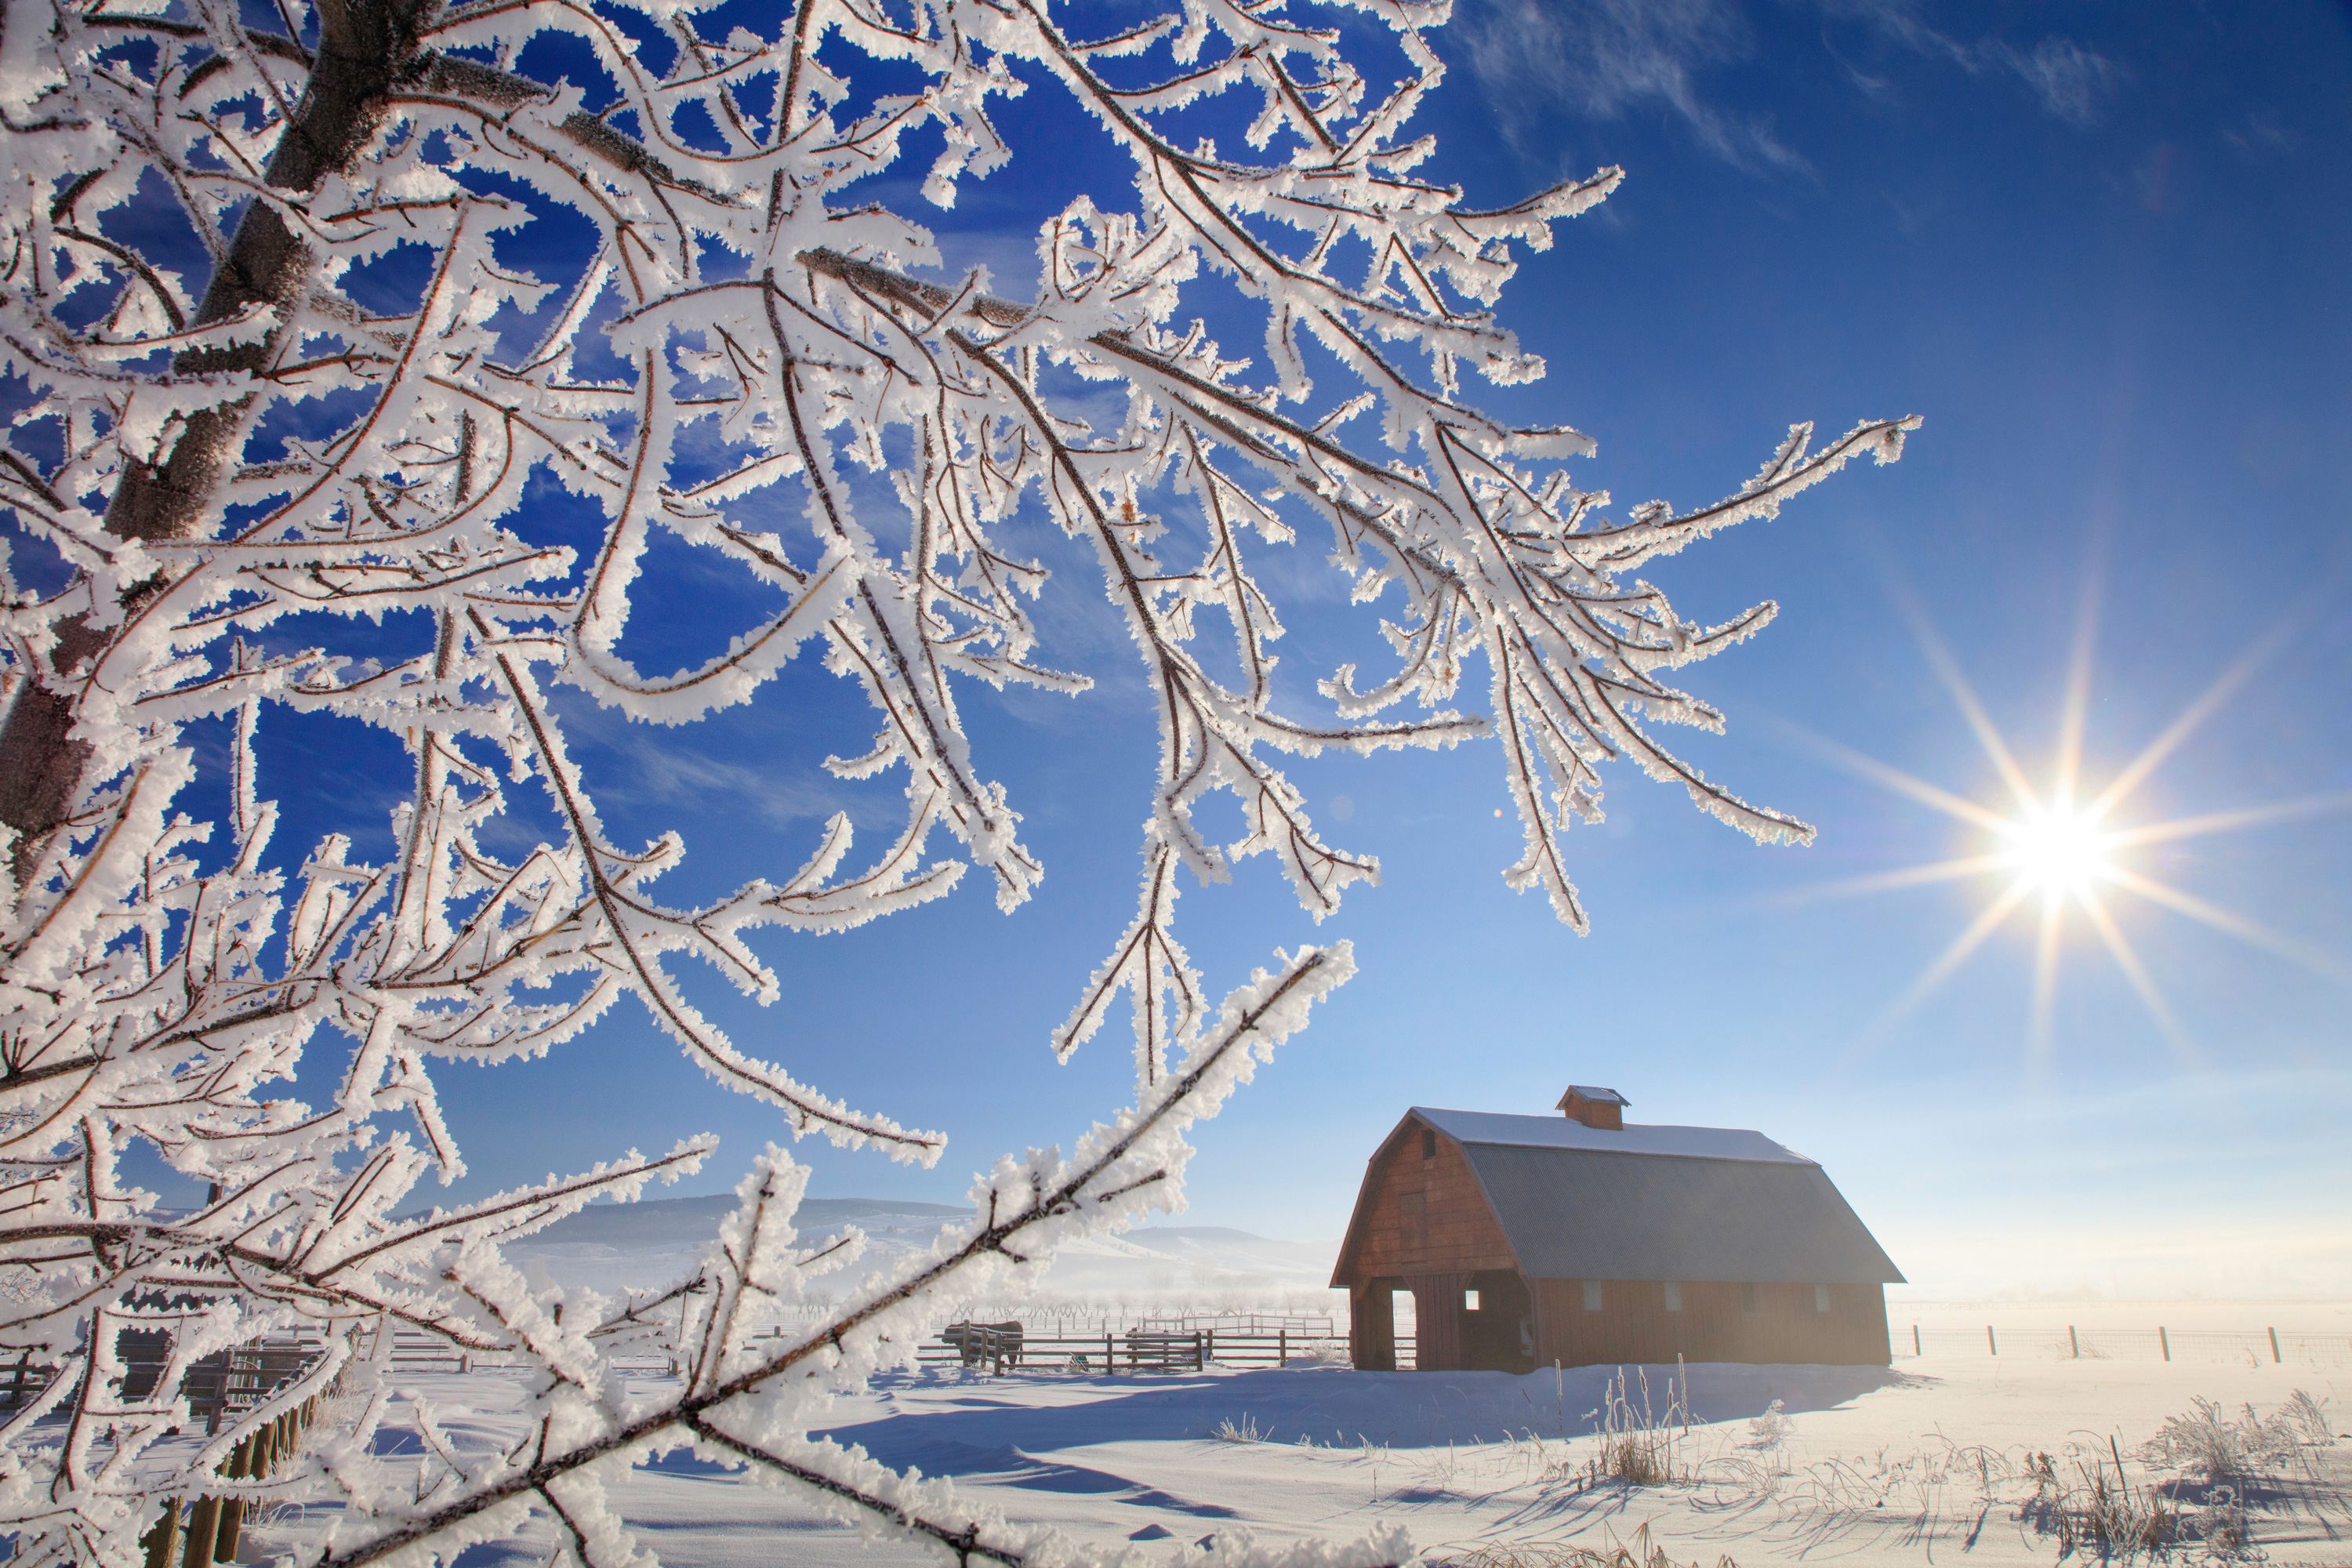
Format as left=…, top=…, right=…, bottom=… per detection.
left=942, top=1320, right=1023, bottom=1371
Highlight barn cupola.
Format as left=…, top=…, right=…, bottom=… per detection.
left=1556, top=1084, right=1628, bottom=1130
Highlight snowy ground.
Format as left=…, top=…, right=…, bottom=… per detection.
left=241, top=1351, right=2350, bottom=1566
left=348, top=1200, right=2352, bottom=1563
left=347, top=1204, right=2352, bottom=1562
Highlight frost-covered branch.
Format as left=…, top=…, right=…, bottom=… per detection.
left=0, top=0, right=1911, bottom=1559
left=304, top=946, right=1348, bottom=1568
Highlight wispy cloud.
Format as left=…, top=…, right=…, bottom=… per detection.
left=1454, top=0, right=1807, bottom=174
left=601, top=736, right=862, bottom=829
left=1815, top=0, right=2127, bottom=126
left=1993, top=36, right=2125, bottom=126
left=2222, top=108, right=2298, bottom=163
left=553, top=693, right=869, bottom=838
left=1452, top=0, right=2127, bottom=179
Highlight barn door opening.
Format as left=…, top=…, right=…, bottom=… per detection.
left=1462, top=1269, right=1534, bottom=1373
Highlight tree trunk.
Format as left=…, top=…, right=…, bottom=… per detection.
left=0, top=0, right=425, bottom=885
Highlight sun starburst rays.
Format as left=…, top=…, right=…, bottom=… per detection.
left=1854, top=877, right=2033, bottom=1045
left=1795, top=592, right=2347, bottom=1061
left=2074, top=889, right=2198, bottom=1065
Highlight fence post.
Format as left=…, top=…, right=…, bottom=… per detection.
left=1279, top=1329, right=1287, bottom=1367
left=1204, top=1328, right=1214, bottom=1367
left=2069, top=1325, right=2078, bottom=1359
left=212, top=1437, right=252, bottom=1563
left=2268, top=1327, right=2280, bottom=1363
left=2159, top=1327, right=2169, bottom=1363
left=1106, top=1331, right=1115, bottom=1374
left=1912, top=1323, right=1921, bottom=1357
left=1987, top=1325, right=1997, bottom=1356
left=143, top=1501, right=180, bottom=1568
left=182, top=1497, right=221, bottom=1568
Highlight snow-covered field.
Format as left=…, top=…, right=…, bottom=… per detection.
left=354, top=1200, right=2348, bottom=1564
left=244, top=1348, right=2349, bottom=1566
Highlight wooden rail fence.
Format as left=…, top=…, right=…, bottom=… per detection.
left=141, top=1393, right=321, bottom=1568
left=919, top=1323, right=1413, bottom=1374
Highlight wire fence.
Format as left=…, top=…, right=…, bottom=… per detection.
left=1897, top=1323, right=2352, bottom=1366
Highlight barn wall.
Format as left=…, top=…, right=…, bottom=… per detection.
left=1339, top=1121, right=1517, bottom=1283
left=1338, top=1120, right=1518, bottom=1373
left=1828, top=1283, right=1893, bottom=1364
left=1531, top=1278, right=1891, bottom=1367
left=1349, top=1284, right=1396, bottom=1372
left=1410, top=1272, right=1471, bottom=1371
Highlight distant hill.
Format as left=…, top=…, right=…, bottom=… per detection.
left=499, top=1193, right=1336, bottom=1305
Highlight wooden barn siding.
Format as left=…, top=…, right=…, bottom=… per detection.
left=1348, top=1286, right=1396, bottom=1371
left=1410, top=1273, right=1470, bottom=1371
left=1530, top=1279, right=1890, bottom=1367
left=1341, top=1123, right=1516, bottom=1283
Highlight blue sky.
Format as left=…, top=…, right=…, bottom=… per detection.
left=347, top=0, right=2352, bottom=1298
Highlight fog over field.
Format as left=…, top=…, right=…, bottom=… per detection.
left=513, top=1194, right=2352, bottom=1347
left=506, top=1194, right=1345, bottom=1309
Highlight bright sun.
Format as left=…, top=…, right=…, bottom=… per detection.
left=1998, top=803, right=2115, bottom=898
left=1784, top=579, right=2352, bottom=1062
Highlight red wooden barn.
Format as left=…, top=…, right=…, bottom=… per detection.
left=1332, top=1087, right=1903, bottom=1372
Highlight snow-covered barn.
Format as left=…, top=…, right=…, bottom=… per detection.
left=1331, top=1088, right=1903, bottom=1372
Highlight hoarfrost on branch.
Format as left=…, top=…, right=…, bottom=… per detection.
left=0, top=0, right=1913, bottom=1559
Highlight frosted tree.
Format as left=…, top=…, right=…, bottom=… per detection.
left=0, top=0, right=1914, bottom=1561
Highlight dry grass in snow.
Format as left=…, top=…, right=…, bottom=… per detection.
left=1429, top=1522, right=1732, bottom=1567
left=223, top=1352, right=2349, bottom=1566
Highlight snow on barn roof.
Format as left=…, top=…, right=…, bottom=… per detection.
left=1402, top=1107, right=1904, bottom=1287
left=1412, top=1106, right=1809, bottom=1163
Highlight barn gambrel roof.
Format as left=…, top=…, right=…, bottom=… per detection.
left=1334, top=1107, right=1904, bottom=1288
left=1417, top=1107, right=1805, bottom=1163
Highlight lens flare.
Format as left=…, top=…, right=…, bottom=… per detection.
left=1784, top=576, right=2350, bottom=1065
left=1998, top=803, right=2116, bottom=898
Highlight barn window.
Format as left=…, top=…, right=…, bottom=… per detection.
left=1663, top=1281, right=1682, bottom=1312
left=1814, top=1284, right=1832, bottom=1314
left=1740, top=1283, right=1759, bottom=1313
left=1581, top=1279, right=1602, bottom=1312
left=1465, top=1288, right=1481, bottom=1311
left=1421, top=1128, right=1436, bottom=1160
